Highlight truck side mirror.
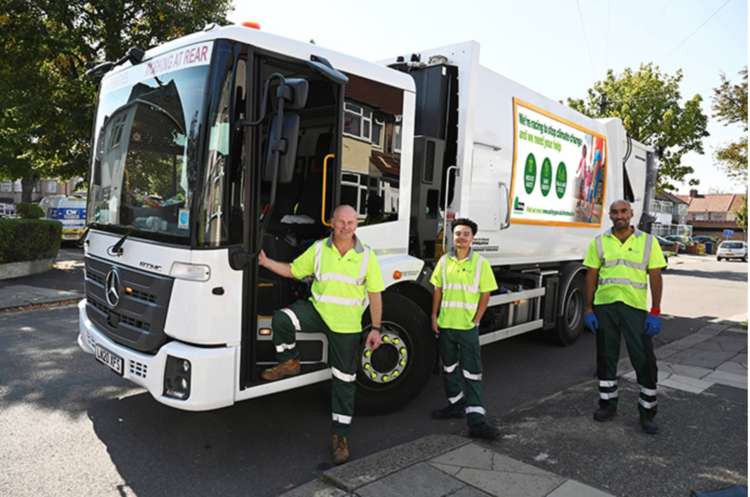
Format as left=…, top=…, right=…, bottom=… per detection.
left=263, top=113, right=299, bottom=184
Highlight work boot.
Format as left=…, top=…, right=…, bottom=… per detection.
left=431, top=401, right=467, bottom=420
left=331, top=434, right=349, bottom=465
left=468, top=421, right=500, bottom=441
left=640, top=414, right=659, bottom=435
left=261, top=358, right=300, bottom=381
left=593, top=403, right=617, bottom=422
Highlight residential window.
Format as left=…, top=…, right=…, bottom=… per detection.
left=344, top=102, right=376, bottom=143
left=371, top=119, right=383, bottom=148
left=341, top=172, right=367, bottom=217
left=393, top=122, right=402, bottom=153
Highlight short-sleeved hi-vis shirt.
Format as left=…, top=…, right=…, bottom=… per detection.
left=430, top=251, right=498, bottom=330
left=583, top=229, right=666, bottom=311
left=290, top=235, right=385, bottom=333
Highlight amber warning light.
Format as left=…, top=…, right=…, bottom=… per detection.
left=242, top=21, right=261, bottom=30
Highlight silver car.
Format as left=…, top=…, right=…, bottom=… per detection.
left=716, top=240, right=748, bottom=262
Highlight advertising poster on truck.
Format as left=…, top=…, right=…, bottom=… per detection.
left=510, top=98, right=607, bottom=227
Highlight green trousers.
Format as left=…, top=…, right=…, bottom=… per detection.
left=595, top=302, right=658, bottom=418
left=439, top=327, right=486, bottom=427
left=271, top=299, right=361, bottom=436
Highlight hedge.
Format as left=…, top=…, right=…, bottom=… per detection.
left=16, top=202, right=45, bottom=219
left=0, top=218, right=62, bottom=263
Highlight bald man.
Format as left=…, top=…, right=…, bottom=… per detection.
left=583, top=200, right=666, bottom=434
left=259, top=204, right=384, bottom=464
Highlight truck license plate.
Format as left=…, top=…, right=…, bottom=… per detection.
left=95, top=344, right=124, bottom=376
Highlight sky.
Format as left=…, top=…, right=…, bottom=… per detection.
left=229, top=0, right=747, bottom=194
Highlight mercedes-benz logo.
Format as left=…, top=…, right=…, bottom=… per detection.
left=105, top=269, right=121, bottom=308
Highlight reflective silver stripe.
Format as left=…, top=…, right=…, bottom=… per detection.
left=314, top=241, right=323, bottom=280
left=599, top=391, right=619, bottom=400
left=318, top=272, right=360, bottom=285
left=358, top=247, right=370, bottom=284
left=312, top=291, right=367, bottom=307
left=639, top=398, right=657, bottom=409
left=275, top=342, right=296, bottom=353
left=281, top=308, right=301, bottom=331
left=598, top=278, right=647, bottom=290
left=440, top=255, right=447, bottom=288
left=448, top=391, right=464, bottom=404
left=640, top=386, right=657, bottom=396
left=463, top=370, right=482, bottom=381
left=443, top=254, right=482, bottom=293
left=595, top=235, right=604, bottom=262
left=332, top=413, right=352, bottom=424
left=603, top=259, right=648, bottom=270
left=599, top=380, right=617, bottom=387
left=441, top=301, right=478, bottom=310
left=331, top=367, right=356, bottom=383
left=643, top=234, right=654, bottom=265
left=443, top=362, right=459, bottom=374
left=465, top=406, right=486, bottom=415
left=472, top=254, right=482, bottom=290
left=444, top=283, right=479, bottom=291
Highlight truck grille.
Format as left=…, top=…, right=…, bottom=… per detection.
left=85, top=256, right=174, bottom=353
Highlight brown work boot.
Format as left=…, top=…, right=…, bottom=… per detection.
left=331, top=434, right=350, bottom=465
left=261, top=358, right=300, bottom=381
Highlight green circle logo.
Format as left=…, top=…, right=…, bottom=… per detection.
left=524, top=153, right=537, bottom=194
left=555, top=161, right=567, bottom=199
left=540, top=158, right=552, bottom=197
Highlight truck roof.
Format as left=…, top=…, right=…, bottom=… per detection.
left=103, top=24, right=416, bottom=94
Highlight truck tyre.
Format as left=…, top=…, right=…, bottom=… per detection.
left=554, top=274, right=584, bottom=346
left=356, top=292, right=436, bottom=415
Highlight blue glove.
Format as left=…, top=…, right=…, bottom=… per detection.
left=584, top=311, right=598, bottom=333
left=644, top=314, right=662, bottom=337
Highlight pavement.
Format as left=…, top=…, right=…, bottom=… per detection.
left=281, top=320, right=747, bottom=497
left=0, top=250, right=746, bottom=497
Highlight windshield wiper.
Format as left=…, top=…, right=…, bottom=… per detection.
left=107, top=230, right=131, bottom=256
left=86, top=47, right=146, bottom=79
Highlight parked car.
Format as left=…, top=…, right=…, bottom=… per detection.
left=716, top=240, right=748, bottom=262
left=663, top=234, right=688, bottom=253
left=692, top=235, right=717, bottom=244
left=655, top=235, right=678, bottom=255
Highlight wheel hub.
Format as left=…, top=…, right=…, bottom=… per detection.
left=361, top=332, right=409, bottom=384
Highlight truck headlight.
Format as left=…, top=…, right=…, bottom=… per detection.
left=170, top=262, right=211, bottom=281
left=164, top=355, right=191, bottom=400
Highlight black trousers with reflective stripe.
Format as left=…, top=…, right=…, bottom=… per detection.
left=595, top=302, right=658, bottom=417
left=272, top=299, right=361, bottom=435
left=438, top=327, right=486, bottom=427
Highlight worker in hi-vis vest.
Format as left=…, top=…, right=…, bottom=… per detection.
left=258, top=204, right=384, bottom=465
left=583, top=199, right=666, bottom=435
left=430, top=218, right=500, bottom=440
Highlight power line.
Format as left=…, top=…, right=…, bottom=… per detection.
left=667, top=0, right=732, bottom=56
left=576, top=0, right=597, bottom=82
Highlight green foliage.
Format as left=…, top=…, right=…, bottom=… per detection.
left=568, top=64, right=709, bottom=192
left=0, top=0, right=232, bottom=189
left=735, top=198, right=747, bottom=231
left=0, top=218, right=61, bottom=262
left=16, top=202, right=45, bottom=219
left=712, top=68, right=747, bottom=183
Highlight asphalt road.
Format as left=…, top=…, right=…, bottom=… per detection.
left=0, top=255, right=745, bottom=497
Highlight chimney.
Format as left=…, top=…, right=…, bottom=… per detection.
left=689, top=189, right=700, bottom=198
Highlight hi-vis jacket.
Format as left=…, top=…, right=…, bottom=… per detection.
left=291, top=235, right=385, bottom=333
left=430, top=250, right=498, bottom=330
left=583, top=229, right=667, bottom=311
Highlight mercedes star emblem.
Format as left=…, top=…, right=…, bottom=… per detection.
left=105, top=268, right=121, bottom=308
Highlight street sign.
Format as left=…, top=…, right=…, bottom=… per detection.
left=723, top=229, right=734, bottom=238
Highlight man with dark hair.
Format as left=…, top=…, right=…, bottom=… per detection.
left=583, top=200, right=666, bottom=434
left=429, top=217, right=500, bottom=440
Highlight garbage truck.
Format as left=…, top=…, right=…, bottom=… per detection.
left=78, top=24, right=656, bottom=412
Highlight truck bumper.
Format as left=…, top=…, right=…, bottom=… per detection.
left=77, top=299, right=237, bottom=411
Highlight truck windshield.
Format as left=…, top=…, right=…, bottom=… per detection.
left=88, top=43, right=212, bottom=244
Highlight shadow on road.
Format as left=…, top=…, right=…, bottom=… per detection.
left=663, top=267, right=748, bottom=282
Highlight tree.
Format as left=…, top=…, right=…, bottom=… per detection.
left=712, top=67, right=747, bottom=184
left=735, top=200, right=747, bottom=232
left=568, top=64, right=709, bottom=192
left=0, top=1, right=232, bottom=201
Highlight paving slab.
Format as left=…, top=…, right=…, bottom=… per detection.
left=277, top=479, right=351, bottom=497
left=322, top=434, right=469, bottom=491
left=659, top=374, right=713, bottom=394
left=658, top=361, right=713, bottom=380
left=665, top=349, right=739, bottom=369
left=356, top=462, right=466, bottom=497
left=703, top=370, right=748, bottom=390
left=546, top=479, right=615, bottom=497
left=717, top=361, right=748, bottom=375
left=448, top=466, right=563, bottom=497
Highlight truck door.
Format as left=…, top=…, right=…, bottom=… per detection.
left=469, top=143, right=511, bottom=231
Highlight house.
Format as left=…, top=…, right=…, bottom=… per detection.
left=650, top=191, right=691, bottom=238
left=676, top=190, right=747, bottom=240
left=0, top=177, right=83, bottom=205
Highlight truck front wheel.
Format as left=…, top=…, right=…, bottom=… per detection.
left=356, top=293, right=436, bottom=414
